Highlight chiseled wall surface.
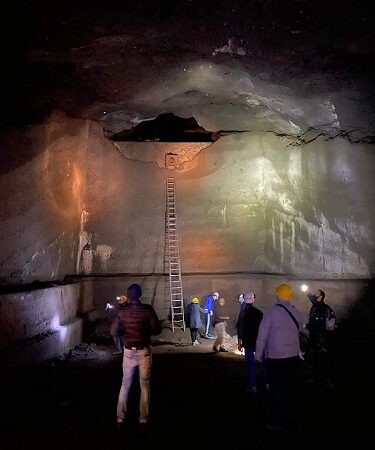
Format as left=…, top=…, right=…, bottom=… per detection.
left=86, top=131, right=375, bottom=279
left=0, top=281, right=95, bottom=377
left=0, top=113, right=89, bottom=285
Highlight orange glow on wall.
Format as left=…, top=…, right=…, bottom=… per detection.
left=40, top=139, right=84, bottom=222
left=189, top=236, right=223, bottom=266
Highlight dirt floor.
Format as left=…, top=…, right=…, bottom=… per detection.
left=0, top=326, right=372, bottom=450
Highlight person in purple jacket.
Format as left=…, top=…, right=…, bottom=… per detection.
left=255, top=284, right=303, bottom=432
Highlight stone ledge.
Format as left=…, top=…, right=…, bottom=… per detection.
left=0, top=318, right=82, bottom=380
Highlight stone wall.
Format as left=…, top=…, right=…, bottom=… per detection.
left=0, top=281, right=94, bottom=378
left=0, top=112, right=89, bottom=285
left=85, top=132, right=375, bottom=278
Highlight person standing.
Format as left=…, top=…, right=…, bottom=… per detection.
left=236, top=290, right=265, bottom=393
left=203, top=291, right=219, bottom=338
left=255, top=284, right=303, bottom=432
left=111, top=283, right=161, bottom=431
left=185, top=297, right=207, bottom=345
left=213, top=297, right=231, bottom=352
left=306, top=289, right=335, bottom=387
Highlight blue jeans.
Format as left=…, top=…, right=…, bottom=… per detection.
left=117, top=348, right=152, bottom=423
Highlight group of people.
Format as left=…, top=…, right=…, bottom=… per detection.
left=109, top=282, right=336, bottom=433
left=185, top=292, right=231, bottom=352
left=184, top=284, right=336, bottom=431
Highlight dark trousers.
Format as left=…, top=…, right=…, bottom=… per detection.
left=204, top=313, right=211, bottom=335
left=309, top=331, right=333, bottom=384
left=190, top=328, right=198, bottom=343
left=266, top=356, right=300, bottom=428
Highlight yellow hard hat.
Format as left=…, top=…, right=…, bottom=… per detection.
left=191, top=297, right=200, bottom=304
left=276, top=284, right=292, bottom=301
left=117, top=295, right=127, bottom=304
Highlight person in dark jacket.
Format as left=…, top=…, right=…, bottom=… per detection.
left=111, top=283, right=161, bottom=431
left=236, top=290, right=265, bottom=393
left=185, top=297, right=207, bottom=345
left=306, top=289, right=335, bottom=387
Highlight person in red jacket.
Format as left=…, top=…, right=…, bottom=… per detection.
left=111, top=284, right=161, bottom=432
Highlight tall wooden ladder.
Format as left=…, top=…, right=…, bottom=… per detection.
left=166, top=176, right=185, bottom=332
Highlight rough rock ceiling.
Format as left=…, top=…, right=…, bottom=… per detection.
left=3, top=0, right=375, bottom=142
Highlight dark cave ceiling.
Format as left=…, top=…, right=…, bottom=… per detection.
left=2, top=0, right=375, bottom=142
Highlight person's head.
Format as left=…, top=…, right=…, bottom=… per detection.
left=315, top=289, right=325, bottom=301
left=218, top=297, right=225, bottom=306
left=191, top=296, right=200, bottom=304
left=244, top=290, right=256, bottom=304
left=116, top=295, right=127, bottom=305
left=212, top=291, right=220, bottom=300
left=238, top=293, right=244, bottom=303
left=276, top=284, right=292, bottom=301
left=127, top=284, right=142, bottom=301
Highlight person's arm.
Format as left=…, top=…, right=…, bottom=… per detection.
left=149, top=308, right=162, bottom=335
left=307, top=293, right=317, bottom=305
left=236, top=309, right=245, bottom=339
left=110, top=314, right=122, bottom=337
left=255, top=311, right=271, bottom=362
left=236, top=309, right=245, bottom=351
left=326, top=305, right=335, bottom=319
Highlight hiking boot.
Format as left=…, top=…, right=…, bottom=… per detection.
left=116, top=419, right=125, bottom=432
left=139, top=421, right=149, bottom=433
